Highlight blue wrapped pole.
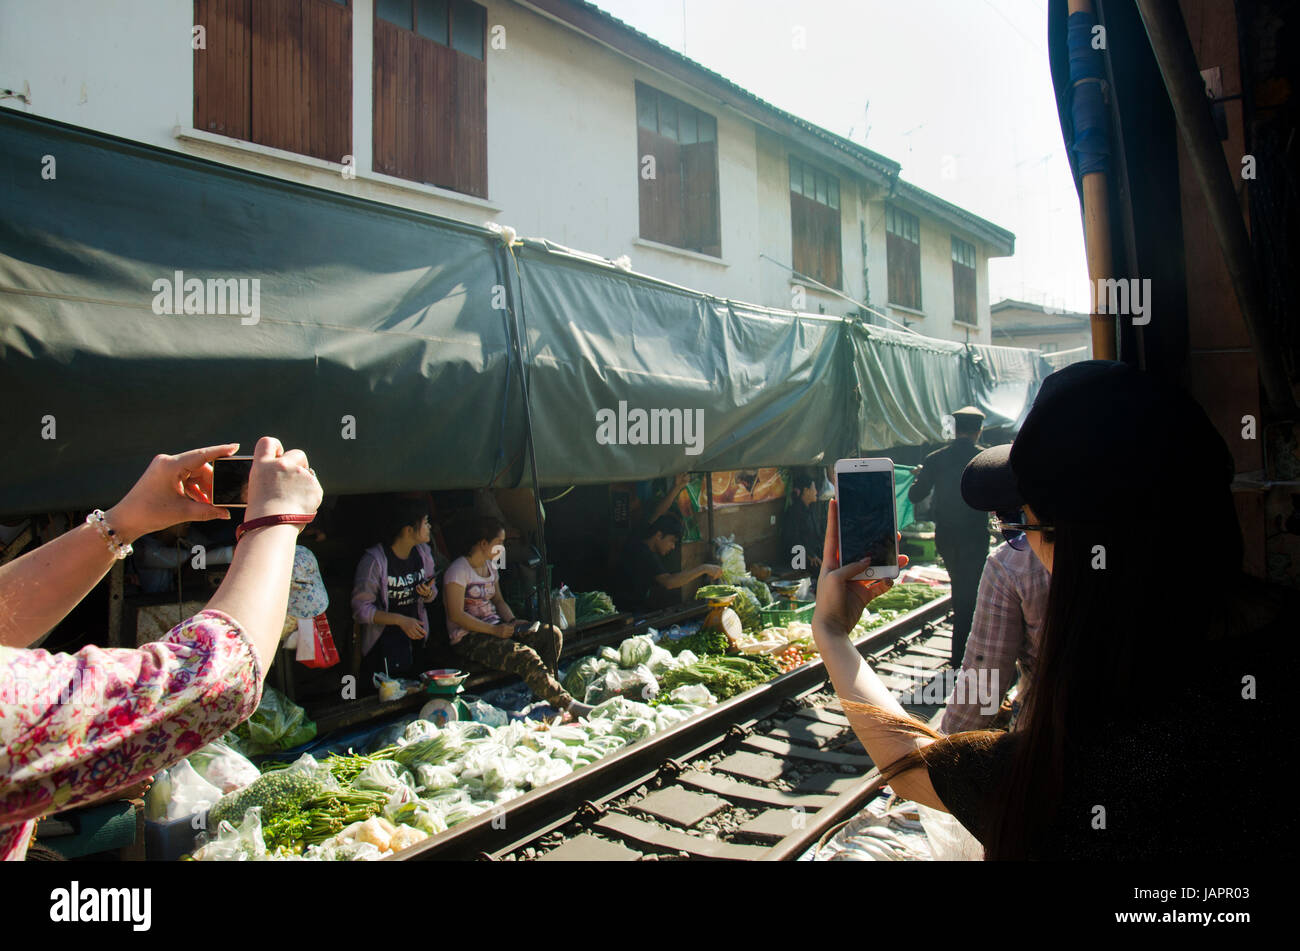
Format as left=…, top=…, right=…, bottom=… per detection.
left=1065, top=0, right=1117, bottom=359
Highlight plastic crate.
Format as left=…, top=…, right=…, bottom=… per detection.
left=144, top=815, right=202, bottom=862
left=759, top=600, right=816, bottom=627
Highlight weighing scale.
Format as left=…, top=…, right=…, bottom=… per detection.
left=418, top=669, right=472, bottom=726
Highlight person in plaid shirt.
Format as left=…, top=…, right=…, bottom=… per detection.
left=939, top=540, right=1048, bottom=734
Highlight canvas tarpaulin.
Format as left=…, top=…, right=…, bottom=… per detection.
left=510, top=244, right=855, bottom=483
left=848, top=323, right=969, bottom=448
left=964, top=343, right=1046, bottom=431
left=0, top=111, right=1039, bottom=514
left=0, top=111, right=521, bottom=512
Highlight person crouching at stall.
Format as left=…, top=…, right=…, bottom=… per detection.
left=351, top=498, right=438, bottom=685
left=443, top=515, right=594, bottom=720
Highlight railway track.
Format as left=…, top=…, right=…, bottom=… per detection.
left=397, top=594, right=955, bottom=862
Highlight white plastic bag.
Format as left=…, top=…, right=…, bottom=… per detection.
left=193, top=807, right=267, bottom=861
left=916, top=803, right=984, bottom=861
left=187, top=739, right=260, bottom=794
left=155, top=760, right=222, bottom=822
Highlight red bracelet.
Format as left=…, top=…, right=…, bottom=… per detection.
left=235, top=514, right=315, bottom=542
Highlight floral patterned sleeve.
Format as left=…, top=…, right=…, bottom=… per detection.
left=0, top=609, right=263, bottom=860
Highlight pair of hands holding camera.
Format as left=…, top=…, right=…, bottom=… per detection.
left=106, top=437, right=321, bottom=543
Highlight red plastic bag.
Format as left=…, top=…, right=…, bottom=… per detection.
left=301, top=613, right=339, bottom=669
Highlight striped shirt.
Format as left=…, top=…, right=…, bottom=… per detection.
left=940, top=542, right=1048, bottom=734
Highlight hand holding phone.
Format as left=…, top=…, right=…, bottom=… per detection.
left=833, top=458, right=900, bottom=581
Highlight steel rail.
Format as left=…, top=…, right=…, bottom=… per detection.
left=394, top=594, right=952, bottom=861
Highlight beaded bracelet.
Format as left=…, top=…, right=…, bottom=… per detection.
left=86, top=509, right=133, bottom=560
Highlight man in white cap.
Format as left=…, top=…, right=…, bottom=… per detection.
left=907, top=406, right=990, bottom=664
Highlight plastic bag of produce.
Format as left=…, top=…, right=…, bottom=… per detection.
left=446, top=720, right=494, bottom=742
left=415, top=764, right=460, bottom=792
left=667, top=684, right=715, bottom=707
left=385, top=797, right=448, bottom=838
left=187, top=739, right=260, bottom=795
left=562, top=655, right=615, bottom=699
left=618, top=634, right=656, bottom=668
left=586, top=665, right=659, bottom=704
left=228, top=686, right=317, bottom=756
left=146, top=759, right=222, bottom=822
left=354, top=759, right=417, bottom=796
left=609, top=716, right=657, bottom=744
left=403, top=719, right=439, bottom=743
left=393, top=730, right=465, bottom=768
left=207, top=754, right=337, bottom=829
left=523, top=757, right=574, bottom=789
left=193, top=807, right=268, bottom=861
left=590, top=696, right=657, bottom=721
left=644, top=645, right=678, bottom=676
left=465, top=699, right=509, bottom=727
left=714, top=535, right=748, bottom=584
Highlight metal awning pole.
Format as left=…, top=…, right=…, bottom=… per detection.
left=499, top=242, right=555, bottom=631
left=1069, top=0, right=1118, bottom=361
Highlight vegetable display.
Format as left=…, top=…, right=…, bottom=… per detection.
left=658, top=655, right=780, bottom=700
left=575, top=591, right=618, bottom=624
left=207, top=760, right=334, bottom=828
left=182, top=585, right=947, bottom=861
left=663, top=630, right=731, bottom=657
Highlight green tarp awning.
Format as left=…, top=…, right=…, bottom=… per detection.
left=0, top=111, right=1041, bottom=514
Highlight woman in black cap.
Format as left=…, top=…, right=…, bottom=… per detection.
left=812, top=361, right=1292, bottom=859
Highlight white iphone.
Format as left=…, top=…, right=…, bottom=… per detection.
left=834, top=458, right=900, bottom=581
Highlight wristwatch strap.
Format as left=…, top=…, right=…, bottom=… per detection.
left=235, top=513, right=315, bottom=542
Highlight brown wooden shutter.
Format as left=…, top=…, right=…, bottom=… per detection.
left=252, top=0, right=306, bottom=155
left=954, top=262, right=976, bottom=325
left=195, top=0, right=349, bottom=162
left=194, top=0, right=251, bottom=139
left=373, top=8, right=486, bottom=197
left=822, top=202, right=842, bottom=290
left=302, top=0, right=352, bottom=163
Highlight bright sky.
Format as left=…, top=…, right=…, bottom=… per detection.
left=589, top=0, right=1092, bottom=316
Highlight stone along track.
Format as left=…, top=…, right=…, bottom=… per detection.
left=395, top=595, right=955, bottom=862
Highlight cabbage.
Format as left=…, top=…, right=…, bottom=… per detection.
left=618, top=635, right=656, bottom=668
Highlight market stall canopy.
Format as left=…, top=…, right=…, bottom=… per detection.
left=0, top=111, right=1043, bottom=514
left=513, top=244, right=855, bottom=483
left=0, top=111, right=523, bottom=512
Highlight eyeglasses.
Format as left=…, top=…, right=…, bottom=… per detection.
left=994, top=509, right=1053, bottom=551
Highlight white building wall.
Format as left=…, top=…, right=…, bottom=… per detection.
left=0, top=0, right=998, bottom=339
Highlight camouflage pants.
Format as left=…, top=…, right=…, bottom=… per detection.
left=452, top=624, right=572, bottom=708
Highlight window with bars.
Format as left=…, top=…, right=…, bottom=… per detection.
left=952, top=235, right=977, bottom=326
left=886, top=205, right=921, bottom=310
left=372, top=0, right=487, bottom=196
left=193, top=0, right=353, bottom=164
left=789, top=156, right=842, bottom=289
left=636, top=82, right=721, bottom=257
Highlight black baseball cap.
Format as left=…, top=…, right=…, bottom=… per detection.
left=960, top=361, right=1234, bottom=521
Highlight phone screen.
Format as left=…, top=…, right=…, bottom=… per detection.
left=211, top=457, right=254, bottom=507
left=837, top=468, right=898, bottom=570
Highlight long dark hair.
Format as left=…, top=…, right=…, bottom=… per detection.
left=849, top=484, right=1244, bottom=859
